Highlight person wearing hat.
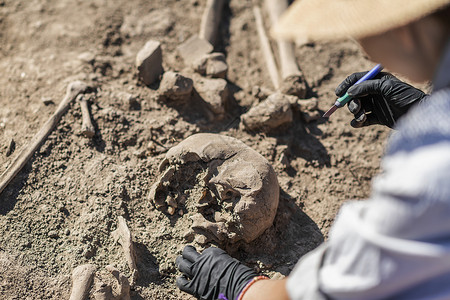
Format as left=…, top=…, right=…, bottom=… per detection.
left=175, top=0, right=450, bottom=299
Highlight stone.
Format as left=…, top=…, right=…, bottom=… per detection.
left=177, top=35, right=213, bottom=66
left=77, top=51, right=96, bottom=64
left=296, top=98, right=320, bottom=123
left=5, top=138, right=15, bottom=157
left=192, top=52, right=228, bottom=78
left=279, top=74, right=308, bottom=98
left=41, top=97, right=54, bottom=105
left=251, top=86, right=272, bottom=101
left=159, top=71, right=193, bottom=99
left=136, top=40, right=163, bottom=86
left=241, top=92, right=296, bottom=132
left=149, top=133, right=280, bottom=244
left=117, top=92, right=139, bottom=110
left=193, top=74, right=229, bottom=116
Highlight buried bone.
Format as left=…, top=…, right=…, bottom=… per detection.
left=149, top=133, right=279, bottom=244
left=69, top=264, right=97, bottom=300
left=77, top=94, right=95, bottom=138
left=93, top=265, right=131, bottom=300
left=112, top=216, right=138, bottom=284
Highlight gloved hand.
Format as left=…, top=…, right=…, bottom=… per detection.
left=335, top=71, right=427, bottom=128
left=176, top=245, right=258, bottom=300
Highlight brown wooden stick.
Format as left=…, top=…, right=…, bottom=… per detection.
left=69, top=264, right=97, bottom=300
left=253, top=6, right=280, bottom=90
left=0, top=81, right=88, bottom=195
left=199, top=0, right=226, bottom=47
left=78, top=95, right=95, bottom=138
left=265, top=0, right=301, bottom=79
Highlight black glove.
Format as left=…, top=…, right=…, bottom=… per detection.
left=176, top=245, right=258, bottom=300
left=335, top=72, right=427, bottom=128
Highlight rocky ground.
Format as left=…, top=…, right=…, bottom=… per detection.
left=0, top=0, right=396, bottom=299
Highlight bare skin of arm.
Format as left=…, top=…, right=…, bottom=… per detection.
left=242, top=278, right=290, bottom=300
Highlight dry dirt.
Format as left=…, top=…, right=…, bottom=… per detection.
left=0, top=0, right=393, bottom=299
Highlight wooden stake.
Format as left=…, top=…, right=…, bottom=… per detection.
left=0, top=81, right=88, bottom=195
left=253, top=6, right=280, bottom=90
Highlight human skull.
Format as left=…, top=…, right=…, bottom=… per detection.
left=149, top=133, right=279, bottom=244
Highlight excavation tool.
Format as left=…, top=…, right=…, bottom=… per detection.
left=323, top=64, right=383, bottom=118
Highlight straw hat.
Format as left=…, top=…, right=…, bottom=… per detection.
left=272, top=0, right=450, bottom=41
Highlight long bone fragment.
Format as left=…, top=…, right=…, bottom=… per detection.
left=265, top=0, right=307, bottom=97
left=78, top=94, right=95, bottom=138
left=0, top=81, right=88, bottom=195
left=112, top=216, right=138, bottom=285
left=253, top=6, right=280, bottom=90
left=69, top=264, right=97, bottom=300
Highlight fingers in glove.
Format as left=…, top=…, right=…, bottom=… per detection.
left=176, top=256, right=194, bottom=277
left=351, top=113, right=379, bottom=128
left=182, top=245, right=201, bottom=263
left=176, top=275, right=195, bottom=295
left=347, top=80, right=382, bottom=98
left=348, top=99, right=361, bottom=115
left=350, top=109, right=367, bottom=128
left=335, top=71, right=368, bottom=97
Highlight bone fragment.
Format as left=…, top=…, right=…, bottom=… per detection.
left=199, top=0, right=226, bottom=47
left=0, top=81, right=88, bottom=195
left=253, top=6, right=280, bottom=90
left=265, top=0, right=307, bottom=98
left=77, top=95, right=95, bottom=138
left=69, top=264, right=97, bottom=300
left=93, top=266, right=131, bottom=300
left=112, top=216, right=138, bottom=284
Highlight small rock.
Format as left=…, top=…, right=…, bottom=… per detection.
left=166, top=195, right=177, bottom=208
left=167, top=206, right=176, bottom=215
left=48, top=230, right=59, bottom=239
left=192, top=52, right=228, bottom=78
left=194, top=234, right=208, bottom=245
left=241, top=92, right=295, bottom=132
left=252, top=86, right=272, bottom=101
left=5, top=138, right=15, bottom=157
left=193, top=74, right=230, bottom=116
left=159, top=71, right=193, bottom=99
left=41, top=97, right=54, bottom=105
left=280, top=75, right=308, bottom=98
left=177, top=35, right=213, bottom=66
left=279, top=152, right=290, bottom=168
left=298, top=98, right=320, bottom=123
left=136, top=40, right=163, bottom=86
left=77, top=51, right=96, bottom=64
left=119, top=92, right=139, bottom=110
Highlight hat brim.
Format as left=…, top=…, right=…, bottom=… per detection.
left=272, top=0, right=450, bottom=41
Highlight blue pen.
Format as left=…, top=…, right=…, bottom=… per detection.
left=323, top=64, right=384, bottom=118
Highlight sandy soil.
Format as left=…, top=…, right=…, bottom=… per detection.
left=0, top=0, right=392, bottom=299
